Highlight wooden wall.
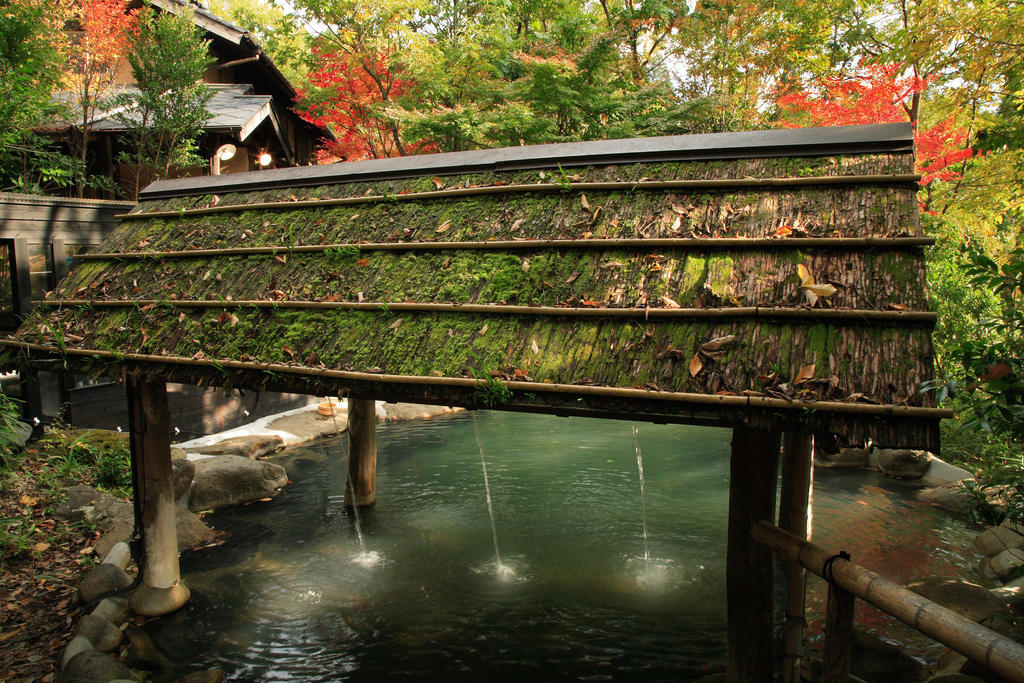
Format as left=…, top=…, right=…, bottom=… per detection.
left=0, top=193, right=134, bottom=244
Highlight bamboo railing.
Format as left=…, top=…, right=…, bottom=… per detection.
left=753, top=521, right=1024, bottom=682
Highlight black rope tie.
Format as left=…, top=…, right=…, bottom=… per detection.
left=823, top=550, right=851, bottom=584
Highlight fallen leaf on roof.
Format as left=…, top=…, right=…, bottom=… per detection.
left=689, top=354, right=703, bottom=377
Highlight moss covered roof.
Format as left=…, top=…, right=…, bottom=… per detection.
left=1, top=124, right=947, bottom=449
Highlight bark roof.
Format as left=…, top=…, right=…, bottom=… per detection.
left=1, top=124, right=946, bottom=449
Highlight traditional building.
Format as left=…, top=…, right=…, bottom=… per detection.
left=49, top=0, right=332, bottom=199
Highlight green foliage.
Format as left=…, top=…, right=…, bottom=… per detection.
left=114, top=8, right=214, bottom=199
left=0, top=392, right=23, bottom=470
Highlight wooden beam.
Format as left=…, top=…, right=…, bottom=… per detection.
left=727, top=423, right=781, bottom=682
left=779, top=431, right=814, bottom=683
left=126, top=377, right=190, bottom=616
left=823, top=578, right=856, bottom=682
left=345, top=397, right=377, bottom=507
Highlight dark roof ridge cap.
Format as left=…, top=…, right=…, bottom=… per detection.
left=140, top=122, right=914, bottom=200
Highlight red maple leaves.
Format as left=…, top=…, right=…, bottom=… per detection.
left=298, top=47, right=435, bottom=162
left=776, top=63, right=973, bottom=187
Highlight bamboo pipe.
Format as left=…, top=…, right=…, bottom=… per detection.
left=75, top=236, right=935, bottom=261
left=752, top=521, right=1024, bottom=682
left=117, top=174, right=923, bottom=221
left=0, top=339, right=955, bottom=420
left=33, top=299, right=939, bottom=325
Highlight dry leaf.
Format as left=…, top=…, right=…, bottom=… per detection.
left=210, top=195, right=221, bottom=206
left=356, top=258, right=370, bottom=266
left=601, top=261, right=624, bottom=269
left=774, top=225, right=793, bottom=237
left=886, top=303, right=909, bottom=310
left=33, top=542, right=49, bottom=553
left=660, top=296, right=681, bottom=309
left=531, top=339, right=540, bottom=355
left=797, top=264, right=814, bottom=287
left=274, top=254, right=287, bottom=264
left=805, top=283, right=837, bottom=298
left=431, top=176, right=444, bottom=189
left=581, top=194, right=591, bottom=210
left=671, top=203, right=687, bottom=215
left=510, top=218, right=524, bottom=232
left=389, top=318, right=403, bottom=330
left=689, top=354, right=703, bottom=377
left=522, top=258, right=530, bottom=272
left=435, top=220, right=451, bottom=233
left=20, top=494, right=37, bottom=506
left=478, top=324, right=488, bottom=336
left=794, top=364, right=816, bottom=384
left=282, top=346, right=295, bottom=359
left=700, top=335, right=736, bottom=353
left=981, top=363, right=1012, bottom=381
left=566, top=271, right=580, bottom=284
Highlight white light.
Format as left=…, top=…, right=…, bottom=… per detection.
left=258, top=153, right=272, bottom=166
left=174, top=427, right=180, bottom=435
left=116, top=426, right=122, bottom=432
left=32, top=417, right=40, bottom=425
left=243, top=409, right=250, bottom=416
left=216, top=144, right=237, bottom=161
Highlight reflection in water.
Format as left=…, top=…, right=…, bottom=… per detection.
left=147, top=412, right=984, bottom=681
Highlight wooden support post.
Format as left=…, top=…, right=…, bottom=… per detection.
left=779, top=431, right=814, bottom=683
left=126, top=378, right=190, bottom=616
left=345, top=397, right=377, bottom=507
left=823, top=577, right=856, bottom=682
left=727, top=424, right=781, bottom=683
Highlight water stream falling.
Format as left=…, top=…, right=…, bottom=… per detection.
left=473, top=411, right=514, bottom=581
left=633, top=421, right=651, bottom=569
left=329, top=397, right=380, bottom=568
left=148, top=412, right=986, bottom=681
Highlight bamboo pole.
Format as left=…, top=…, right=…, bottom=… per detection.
left=778, top=431, right=815, bottom=683
left=33, top=299, right=939, bottom=325
left=727, top=425, right=780, bottom=682
left=117, top=174, right=923, bottom=221
left=76, top=236, right=936, bottom=261
left=0, top=339, right=955, bottom=420
left=752, top=522, right=1024, bottom=682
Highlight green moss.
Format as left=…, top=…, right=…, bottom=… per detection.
left=705, top=256, right=734, bottom=300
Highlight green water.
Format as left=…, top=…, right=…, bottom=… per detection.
left=146, top=411, right=983, bottom=681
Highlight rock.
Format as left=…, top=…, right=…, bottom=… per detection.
left=123, top=625, right=174, bottom=668
left=921, top=458, right=973, bottom=487
left=57, top=650, right=134, bottom=682
left=189, top=455, right=288, bottom=511
left=851, top=629, right=928, bottom=682
left=176, top=506, right=216, bottom=549
left=917, top=481, right=975, bottom=514
left=904, top=578, right=1009, bottom=624
left=874, top=447, right=933, bottom=479
left=73, top=614, right=123, bottom=653
left=815, top=446, right=870, bottom=469
left=173, top=458, right=196, bottom=500
left=181, top=670, right=226, bottom=683
left=989, top=547, right=1024, bottom=581
left=187, top=434, right=284, bottom=459
left=59, top=636, right=93, bottom=670
left=380, top=402, right=463, bottom=422
left=171, top=447, right=188, bottom=460
left=91, top=596, right=130, bottom=625
left=973, top=525, right=1024, bottom=557
left=55, top=485, right=103, bottom=521
left=95, top=520, right=133, bottom=560
left=77, top=563, right=132, bottom=604
left=101, top=541, right=131, bottom=569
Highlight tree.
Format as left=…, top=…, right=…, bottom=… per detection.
left=205, top=0, right=312, bottom=83
left=0, top=0, right=76, bottom=193
left=776, top=63, right=973, bottom=195
left=63, top=0, right=137, bottom=197
left=113, top=8, right=213, bottom=199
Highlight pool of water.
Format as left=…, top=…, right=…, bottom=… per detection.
left=147, top=411, right=986, bottom=681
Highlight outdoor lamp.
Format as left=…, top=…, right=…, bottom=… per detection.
left=216, top=144, right=236, bottom=161
left=258, top=152, right=273, bottom=167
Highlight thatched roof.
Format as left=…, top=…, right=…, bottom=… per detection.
left=1, top=123, right=949, bottom=449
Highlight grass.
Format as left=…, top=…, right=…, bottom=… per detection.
left=0, top=428, right=131, bottom=562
